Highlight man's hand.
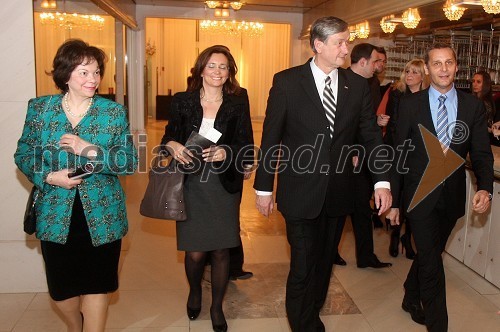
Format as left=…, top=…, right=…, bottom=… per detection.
left=377, top=114, right=390, bottom=127
left=472, top=190, right=491, bottom=214
left=374, top=188, right=392, bottom=215
left=256, top=194, right=274, bottom=217
left=386, top=208, right=400, bottom=226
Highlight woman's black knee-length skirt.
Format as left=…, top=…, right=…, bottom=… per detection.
left=176, top=170, right=241, bottom=252
left=41, top=192, right=122, bottom=301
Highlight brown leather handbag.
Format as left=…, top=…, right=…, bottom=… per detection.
left=140, top=157, right=187, bottom=221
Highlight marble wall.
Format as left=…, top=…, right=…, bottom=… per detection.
left=0, top=0, right=48, bottom=292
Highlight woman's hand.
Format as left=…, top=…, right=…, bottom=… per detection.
left=46, top=169, right=82, bottom=189
left=202, top=146, right=226, bottom=162
left=59, top=134, right=96, bottom=158
left=492, top=121, right=500, bottom=138
left=166, top=141, right=193, bottom=165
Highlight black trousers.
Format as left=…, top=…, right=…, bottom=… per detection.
left=284, top=207, right=345, bottom=332
left=404, top=195, right=457, bottom=332
left=350, top=168, right=377, bottom=266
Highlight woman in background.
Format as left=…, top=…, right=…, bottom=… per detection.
left=471, top=70, right=499, bottom=145
left=14, top=39, right=137, bottom=331
left=384, top=58, right=429, bottom=259
left=161, top=45, right=254, bottom=332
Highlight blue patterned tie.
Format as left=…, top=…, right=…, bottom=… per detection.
left=436, top=94, right=450, bottom=153
left=323, top=76, right=336, bottom=138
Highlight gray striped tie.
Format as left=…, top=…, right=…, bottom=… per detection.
left=323, top=76, right=336, bottom=138
left=436, top=94, right=450, bottom=153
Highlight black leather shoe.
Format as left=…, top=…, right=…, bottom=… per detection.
left=187, top=306, right=201, bottom=320
left=334, top=254, right=347, bottom=266
left=229, top=270, right=253, bottom=280
left=212, top=321, right=228, bottom=332
left=357, top=257, right=392, bottom=268
left=402, top=300, right=425, bottom=325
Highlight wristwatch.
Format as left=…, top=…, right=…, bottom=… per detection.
left=488, top=192, right=493, bottom=201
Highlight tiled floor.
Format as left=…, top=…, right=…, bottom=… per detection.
left=2, top=120, right=499, bottom=331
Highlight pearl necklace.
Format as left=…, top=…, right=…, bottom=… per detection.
left=64, top=92, right=93, bottom=118
left=201, top=90, right=223, bottom=103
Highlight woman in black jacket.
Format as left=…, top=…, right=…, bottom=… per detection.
left=384, top=58, right=428, bottom=259
left=161, top=45, right=254, bottom=332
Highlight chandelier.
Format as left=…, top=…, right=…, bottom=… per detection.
left=39, top=12, right=105, bottom=30
left=401, top=8, right=421, bottom=29
left=41, top=0, right=57, bottom=9
left=348, top=26, right=357, bottom=41
left=356, top=21, right=370, bottom=39
left=200, top=20, right=264, bottom=37
left=380, top=15, right=398, bottom=33
left=482, top=0, right=500, bottom=14
left=443, top=0, right=467, bottom=21
left=205, top=1, right=244, bottom=17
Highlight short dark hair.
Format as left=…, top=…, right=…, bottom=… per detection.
left=188, top=45, right=241, bottom=95
left=350, top=43, right=376, bottom=64
left=51, top=39, right=106, bottom=92
left=309, top=16, right=348, bottom=53
left=375, top=46, right=386, bottom=56
left=424, top=43, right=457, bottom=65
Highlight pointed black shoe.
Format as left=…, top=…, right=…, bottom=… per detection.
left=402, top=300, right=425, bottom=325
left=357, top=256, right=392, bottom=268
left=187, top=305, right=201, bottom=320
left=212, top=321, right=228, bottom=332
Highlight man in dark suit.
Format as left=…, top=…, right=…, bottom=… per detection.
left=254, top=16, right=392, bottom=331
left=387, top=43, right=493, bottom=331
left=345, top=43, right=392, bottom=269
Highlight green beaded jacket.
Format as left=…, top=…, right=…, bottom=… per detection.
left=14, top=94, right=138, bottom=246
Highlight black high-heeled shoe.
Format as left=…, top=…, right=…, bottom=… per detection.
left=389, top=230, right=400, bottom=257
left=400, top=233, right=416, bottom=260
left=212, top=321, right=228, bottom=332
left=210, top=310, right=228, bottom=332
left=187, top=305, right=201, bottom=320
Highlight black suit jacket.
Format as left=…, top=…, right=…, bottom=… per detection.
left=254, top=60, right=388, bottom=219
left=161, top=89, right=254, bottom=194
left=392, top=88, right=493, bottom=220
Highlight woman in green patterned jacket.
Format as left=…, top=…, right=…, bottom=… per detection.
left=14, top=39, right=137, bottom=332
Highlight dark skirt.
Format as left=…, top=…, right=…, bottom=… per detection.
left=41, top=191, right=122, bottom=301
left=176, top=170, right=241, bottom=252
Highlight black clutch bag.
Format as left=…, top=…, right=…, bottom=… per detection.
left=23, top=186, right=38, bottom=235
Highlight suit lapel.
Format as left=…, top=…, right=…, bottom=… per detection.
left=451, top=90, right=467, bottom=149
left=419, top=89, right=437, bottom=136
left=299, top=62, right=326, bottom=116
left=336, top=70, right=349, bottom=121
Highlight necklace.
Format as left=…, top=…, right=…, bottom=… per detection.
left=201, top=90, right=223, bottom=103
left=64, top=92, right=93, bottom=118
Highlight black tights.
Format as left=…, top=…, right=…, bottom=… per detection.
left=185, top=249, right=229, bottom=325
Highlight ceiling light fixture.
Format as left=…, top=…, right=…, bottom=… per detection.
left=205, top=1, right=244, bottom=11
left=356, top=21, right=370, bottom=39
left=199, top=19, right=264, bottom=37
left=443, top=0, right=467, bottom=21
left=41, top=0, right=57, bottom=9
left=380, top=15, right=398, bottom=33
left=401, top=7, right=421, bottom=29
left=39, top=12, right=105, bottom=30
left=348, top=26, right=357, bottom=41
left=482, top=0, right=500, bottom=14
